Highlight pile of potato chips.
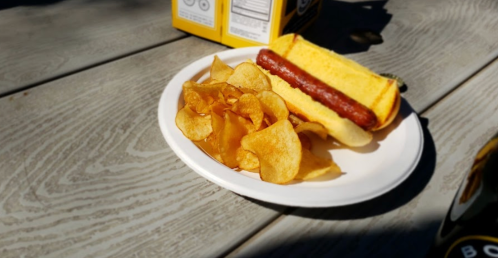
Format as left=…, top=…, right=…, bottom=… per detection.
left=175, top=55, right=341, bottom=184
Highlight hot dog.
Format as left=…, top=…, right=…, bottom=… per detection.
left=256, top=49, right=377, bottom=131
left=255, top=34, right=400, bottom=147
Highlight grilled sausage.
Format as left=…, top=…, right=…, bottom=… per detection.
left=256, top=49, right=377, bottom=131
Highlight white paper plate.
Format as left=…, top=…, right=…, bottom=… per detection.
left=158, top=47, right=424, bottom=207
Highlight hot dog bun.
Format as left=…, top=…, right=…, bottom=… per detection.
left=270, top=34, right=400, bottom=131
left=259, top=67, right=373, bottom=147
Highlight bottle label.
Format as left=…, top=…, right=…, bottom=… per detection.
left=450, top=138, right=498, bottom=221
left=450, top=175, right=483, bottom=222
left=445, top=236, right=498, bottom=258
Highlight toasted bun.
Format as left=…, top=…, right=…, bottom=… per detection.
left=269, top=34, right=400, bottom=131
left=376, top=90, right=401, bottom=130
left=258, top=67, right=373, bottom=147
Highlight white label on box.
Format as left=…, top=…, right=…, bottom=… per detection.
left=228, top=0, right=273, bottom=44
left=178, top=0, right=215, bottom=28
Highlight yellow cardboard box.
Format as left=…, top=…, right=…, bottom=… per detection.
left=172, top=0, right=323, bottom=48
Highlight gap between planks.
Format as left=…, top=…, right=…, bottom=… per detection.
left=0, top=34, right=190, bottom=99
left=417, top=48, right=498, bottom=115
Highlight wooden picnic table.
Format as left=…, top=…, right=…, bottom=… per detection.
left=1, top=0, right=498, bottom=257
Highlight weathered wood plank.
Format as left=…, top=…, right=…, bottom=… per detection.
left=303, top=0, right=498, bottom=112
left=0, top=37, right=285, bottom=258
left=228, top=58, right=498, bottom=257
left=0, top=0, right=185, bottom=95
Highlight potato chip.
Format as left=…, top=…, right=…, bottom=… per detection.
left=263, top=115, right=272, bottom=127
left=231, top=93, right=264, bottom=129
left=183, top=81, right=225, bottom=114
left=288, top=114, right=305, bottom=127
left=219, top=110, right=255, bottom=168
left=175, top=106, right=212, bottom=141
left=294, top=122, right=328, bottom=140
left=257, top=119, right=268, bottom=131
left=257, top=90, right=289, bottom=123
left=210, top=55, right=233, bottom=82
left=295, top=148, right=341, bottom=180
left=239, top=88, right=258, bottom=95
left=206, top=111, right=226, bottom=163
left=210, top=111, right=225, bottom=143
left=210, top=101, right=229, bottom=117
left=211, top=110, right=225, bottom=133
left=201, top=77, right=214, bottom=84
left=221, top=85, right=243, bottom=100
left=298, top=133, right=312, bottom=150
left=241, top=120, right=301, bottom=184
left=237, top=148, right=260, bottom=171
left=183, top=80, right=225, bottom=95
left=226, top=62, right=271, bottom=92
left=198, top=136, right=223, bottom=163
left=206, top=132, right=217, bottom=147
left=208, top=79, right=224, bottom=84
left=183, top=88, right=208, bottom=114
left=226, top=98, right=238, bottom=105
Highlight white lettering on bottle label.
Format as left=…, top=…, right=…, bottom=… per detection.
left=484, top=245, right=498, bottom=257
left=461, top=245, right=477, bottom=258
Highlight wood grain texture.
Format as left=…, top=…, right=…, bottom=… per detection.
left=0, top=0, right=185, bottom=95
left=229, top=59, right=498, bottom=257
left=303, top=0, right=498, bottom=113
left=0, top=37, right=285, bottom=258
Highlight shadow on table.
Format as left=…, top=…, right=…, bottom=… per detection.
left=303, top=0, right=392, bottom=54
left=238, top=110, right=439, bottom=257
left=0, top=0, right=64, bottom=10
left=236, top=219, right=440, bottom=258
left=246, top=100, right=437, bottom=219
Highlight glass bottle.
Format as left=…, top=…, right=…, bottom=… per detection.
left=427, top=133, right=498, bottom=258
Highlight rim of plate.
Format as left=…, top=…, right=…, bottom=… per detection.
left=158, top=47, right=424, bottom=207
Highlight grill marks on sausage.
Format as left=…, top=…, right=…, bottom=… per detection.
left=256, top=49, right=378, bottom=131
